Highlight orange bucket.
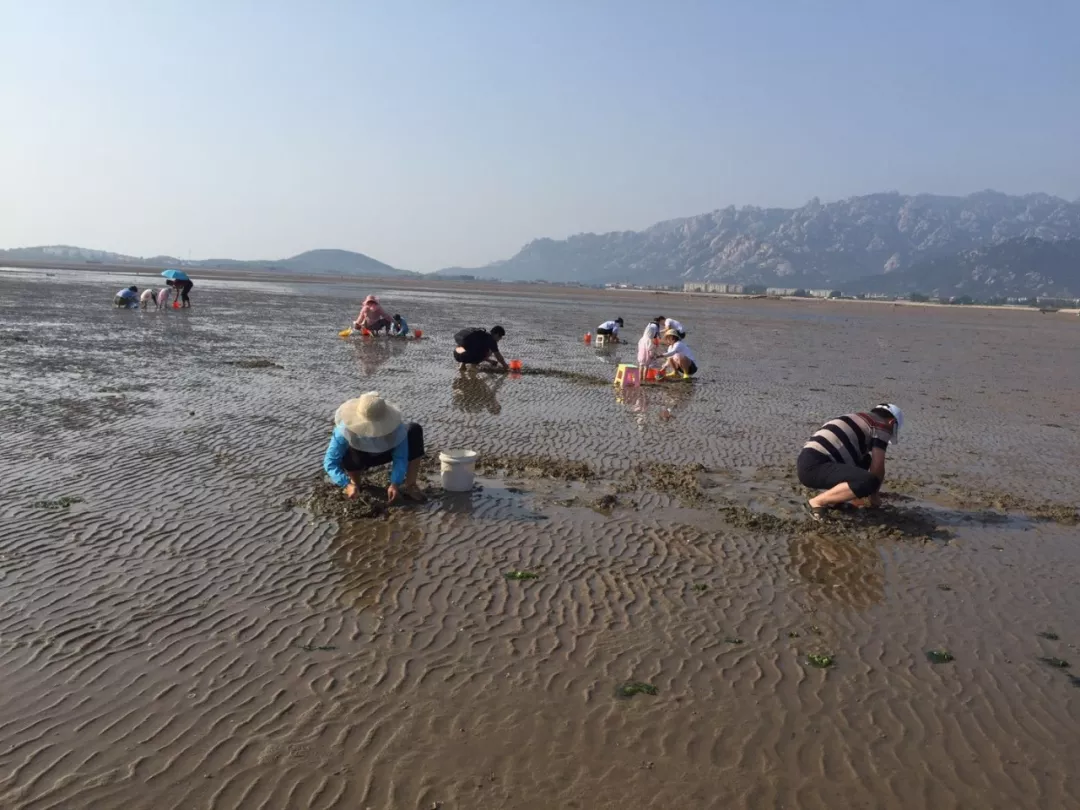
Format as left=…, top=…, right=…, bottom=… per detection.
left=645, top=368, right=659, bottom=381
left=172, top=301, right=180, bottom=309
left=360, top=327, right=371, bottom=337
left=509, top=359, right=523, bottom=371
left=584, top=332, right=592, bottom=344
left=413, top=329, right=423, bottom=339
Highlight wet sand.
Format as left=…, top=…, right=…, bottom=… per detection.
left=1, top=268, right=1079, bottom=809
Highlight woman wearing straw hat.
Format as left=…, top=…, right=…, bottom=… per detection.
left=353, top=295, right=393, bottom=335
left=323, top=392, right=426, bottom=503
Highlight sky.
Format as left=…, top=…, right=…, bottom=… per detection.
left=1, top=1, right=1078, bottom=271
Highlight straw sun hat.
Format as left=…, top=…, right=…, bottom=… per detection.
left=334, top=392, right=403, bottom=450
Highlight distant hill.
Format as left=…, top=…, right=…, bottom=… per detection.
left=853, top=237, right=1080, bottom=299
left=436, top=191, right=1080, bottom=290
left=0, top=245, right=415, bottom=277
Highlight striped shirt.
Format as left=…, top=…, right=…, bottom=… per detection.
left=803, top=412, right=887, bottom=465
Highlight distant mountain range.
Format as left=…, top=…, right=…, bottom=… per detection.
left=436, top=190, right=1080, bottom=296
left=855, top=237, right=1080, bottom=299
left=0, top=245, right=415, bottom=278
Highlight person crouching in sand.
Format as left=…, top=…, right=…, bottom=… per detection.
left=659, top=329, right=698, bottom=378
left=323, top=392, right=426, bottom=503
left=354, top=295, right=392, bottom=334
left=797, top=403, right=903, bottom=521
left=157, top=284, right=172, bottom=309
left=453, top=325, right=508, bottom=371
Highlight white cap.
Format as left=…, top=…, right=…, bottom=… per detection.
left=876, top=403, right=904, bottom=443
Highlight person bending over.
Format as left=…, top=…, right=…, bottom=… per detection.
left=797, top=403, right=903, bottom=521
left=390, top=314, right=410, bottom=337
left=114, top=286, right=139, bottom=308
left=654, top=315, right=686, bottom=339
left=323, top=391, right=426, bottom=503
left=596, top=318, right=624, bottom=342
left=454, top=325, right=508, bottom=370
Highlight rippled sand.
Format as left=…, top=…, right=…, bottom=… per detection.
left=1, top=270, right=1079, bottom=809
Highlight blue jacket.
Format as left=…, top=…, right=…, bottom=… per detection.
left=391, top=317, right=409, bottom=336
left=323, top=424, right=408, bottom=487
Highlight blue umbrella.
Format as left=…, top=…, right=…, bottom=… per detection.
left=161, top=268, right=190, bottom=281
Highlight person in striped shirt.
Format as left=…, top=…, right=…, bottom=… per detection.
left=797, top=403, right=904, bottom=521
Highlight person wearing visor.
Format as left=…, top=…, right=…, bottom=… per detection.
left=797, top=403, right=904, bottom=521
left=323, top=391, right=426, bottom=503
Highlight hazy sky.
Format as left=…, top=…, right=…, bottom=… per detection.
left=2, top=1, right=1077, bottom=271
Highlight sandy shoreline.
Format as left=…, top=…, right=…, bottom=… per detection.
left=1, top=271, right=1078, bottom=809
left=6, top=260, right=1078, bottom=317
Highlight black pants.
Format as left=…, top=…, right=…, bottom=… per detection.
left=343, top=422, right=425, bottom=472
left=796, top=448, right=880, bottom=498
left=454, top=349, right=490, bottom=365
left=597, top=328, right=615, bottom=336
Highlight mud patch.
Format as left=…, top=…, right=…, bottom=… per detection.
left=631, top=462, right=708, bottom=504
left=226, top=358, right=285, bottom=369
left=476, top=454, right=595, bottom=482
left=285, top=478, right=386, bottom=520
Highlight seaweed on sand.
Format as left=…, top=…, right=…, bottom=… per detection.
left=926, top=649, right=955, bottom=664
left=615, top=681, right=658, bottom=699
left=505, top=570, right=541, bottom=581
left=807, top=653, right=835, bottom=668
left=33, top=495, right=84, bottom=510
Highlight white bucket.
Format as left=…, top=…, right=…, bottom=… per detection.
left=439, top=450, right=478, bottom=492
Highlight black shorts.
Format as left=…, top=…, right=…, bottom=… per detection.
left=454, top=349, right=489, bottom=365
left=597, top=328, right=615, bottom=336
left=796, top=448, right=880, bottom=498
left=113, top=296, right=129, bottom=307
left=343, top=422, right=425, bottom=472
left=685, top=361, right=698, bottom=376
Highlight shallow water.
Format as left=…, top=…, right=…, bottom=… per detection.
left=1, top=269, right=1079, bottom=809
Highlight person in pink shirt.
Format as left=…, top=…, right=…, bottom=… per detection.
left=354, top=295, right=392, bottom=334
left=156, top=285, right=172, bottom=309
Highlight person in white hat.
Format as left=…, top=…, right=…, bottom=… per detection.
left=658, top=329, right=698, bottom=378
left=323, top=392, right=426, bottom=503
left=797, top=403, right=903, bottom=521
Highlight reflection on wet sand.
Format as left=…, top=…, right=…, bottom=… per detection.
left=788, top=531, right=886, bottom=611
left=347, top=335, right=408, bottom=376
left=451, top=371, right=505, bottom=414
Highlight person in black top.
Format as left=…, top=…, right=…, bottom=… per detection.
left=453, top=326, right=508, bottom=370
left=174, top=278, right=194, bottom=307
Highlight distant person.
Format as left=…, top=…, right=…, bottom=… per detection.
left=659, top=329, right=698, bottom=378
left=174, top=277, right=194, bottom=308
left=453, top=325, right=508, bottom=370
left=113, top=285, right=139, bottom=308
left=323, top=391, right=426, bottom=503
left=139, top=288, right=155, bottom=308
left=798, top=404, right=903, bottom=521
left=156, top=285, right=172, bottom=309
left=354, top=295, right=391, bottom=334
left=389, top=313, right=410, bottom=337
left=596, top=318, right=624, bottom=342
